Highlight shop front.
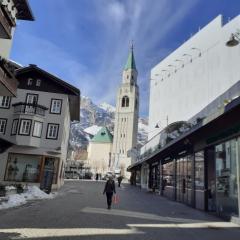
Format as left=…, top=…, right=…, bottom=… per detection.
left=4, top=153, right=60, bottom=188
left=148, top=161, right=160, bottom=192
left=128, top=96, right=240, bottom=221
left=208, top=138, right=240, bottom=218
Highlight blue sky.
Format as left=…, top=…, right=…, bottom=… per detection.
left=11, top=0, right=240, bottom=117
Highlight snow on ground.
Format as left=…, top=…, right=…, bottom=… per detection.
left=84, top=125, right=102, bottom=136
left=0, top=186, right=56, bottom=210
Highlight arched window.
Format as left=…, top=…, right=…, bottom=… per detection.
left=121, top=96, right=129, bottom=107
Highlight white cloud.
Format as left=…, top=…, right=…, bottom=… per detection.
left=107, top=1, right=126, bottom=23
left=12, top=0, right=201, bottom=116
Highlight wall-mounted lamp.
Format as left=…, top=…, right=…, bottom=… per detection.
left=191, top=47, right=201, bottom=57
left=168, top=64, right=177, bottom=73
left=182, top=54, right=192, bottom=63
left=175, top=59, right=184, bottom=68
left=226, top=31, right=240, bottom=47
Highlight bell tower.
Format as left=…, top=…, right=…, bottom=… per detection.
left=111, top=45, right=139, bottom=177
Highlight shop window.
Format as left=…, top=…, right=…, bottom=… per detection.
left=195, top=151, right=204, bottom=190
left=5, top=154, right=42, bottom=182
left=44, top=157, right=59, bottom=184
left=162, top=161, right=174, bottom=187
left=215, top=140, right=238, bottom=216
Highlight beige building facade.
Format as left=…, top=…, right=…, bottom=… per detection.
left=87, top=127, right=113, bottom=177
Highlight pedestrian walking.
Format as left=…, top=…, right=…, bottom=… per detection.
left=103, top=176, right=116, bottom=209
left=117, top=176, right=123, bottom=187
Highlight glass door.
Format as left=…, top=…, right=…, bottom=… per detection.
left=215, top=140, right=238, bottom=217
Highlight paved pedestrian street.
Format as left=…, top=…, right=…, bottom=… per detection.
left=0, top=181, right=240, bottom=240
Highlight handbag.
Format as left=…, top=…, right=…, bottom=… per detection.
left=113, top=194, right=120, bottom=204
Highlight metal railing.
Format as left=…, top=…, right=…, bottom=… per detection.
left=13, top=102, right=48, bottom=117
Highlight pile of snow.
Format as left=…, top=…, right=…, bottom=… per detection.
left=84, top=125, right=102, bottom=136
left=0, top=186, right=55, bottom=210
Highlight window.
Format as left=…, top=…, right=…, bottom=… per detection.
left=27, top=78, right=33, bottom=86
left=19, top=119, right=32, bottom=135
left=0, top=96, right=11, bottom=108
left=32, top=121, right=43, bottom=138
left=46, top=123, right=59, bottom=139
left=121, top=96, right=129, bottom=107
left=50, top=99, right=62, bottom=114
left=5, top=153, right=42, bottom=182
left=0, top=119, right=7, bottom=134
left=36, top=79, right=41, bottom=87
left=11, top=119, right=18, bottom=135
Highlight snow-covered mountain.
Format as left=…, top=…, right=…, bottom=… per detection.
left=69, top=96, right=148, bottom=150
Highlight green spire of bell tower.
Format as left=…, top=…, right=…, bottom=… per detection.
left=124, top=44, right=137, bottom=71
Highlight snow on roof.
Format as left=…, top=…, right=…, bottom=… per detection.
left=84, top=125, right=102, bottom=136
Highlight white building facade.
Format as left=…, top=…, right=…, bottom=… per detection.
left=149, top=15, right=240, bottom=139
left=0, top=64, right=80, bottom=189
left=111, top=47, right=139, bottom=177
left=87, top=127, right=113, bottom=177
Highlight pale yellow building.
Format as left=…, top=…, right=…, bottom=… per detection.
left=87, top=127, right=113, bottom=177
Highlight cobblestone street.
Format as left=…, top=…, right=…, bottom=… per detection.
left=0, top=181, right=240, bottom=240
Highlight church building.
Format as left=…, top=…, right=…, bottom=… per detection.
left=111, top=46, right=139, bottom=178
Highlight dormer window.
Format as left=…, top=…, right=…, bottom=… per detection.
left=36, top=79, right=41, bottom=87
left=27, top=78, right=33, bottom=86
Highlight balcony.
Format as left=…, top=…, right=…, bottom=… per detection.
left=12, top=102, right=48, bottom=117
left=0, top=59, right=18, bottom=96
left=0, top=4, right=16, bottom=39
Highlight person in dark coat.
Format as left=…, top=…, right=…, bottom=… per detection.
left=117, top=176, right=123, bottom=187
left=103, top=176, right=116, bottom=209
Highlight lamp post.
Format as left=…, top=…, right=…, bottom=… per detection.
left=226, top=30, right=240, bottom=47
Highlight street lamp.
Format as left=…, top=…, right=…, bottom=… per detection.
left=226, top=30, right=240, bottom=47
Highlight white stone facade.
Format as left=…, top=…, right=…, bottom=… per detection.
left=149, top=15, right=240, bottom=140
left=112, top=49, right=139, bottom=177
